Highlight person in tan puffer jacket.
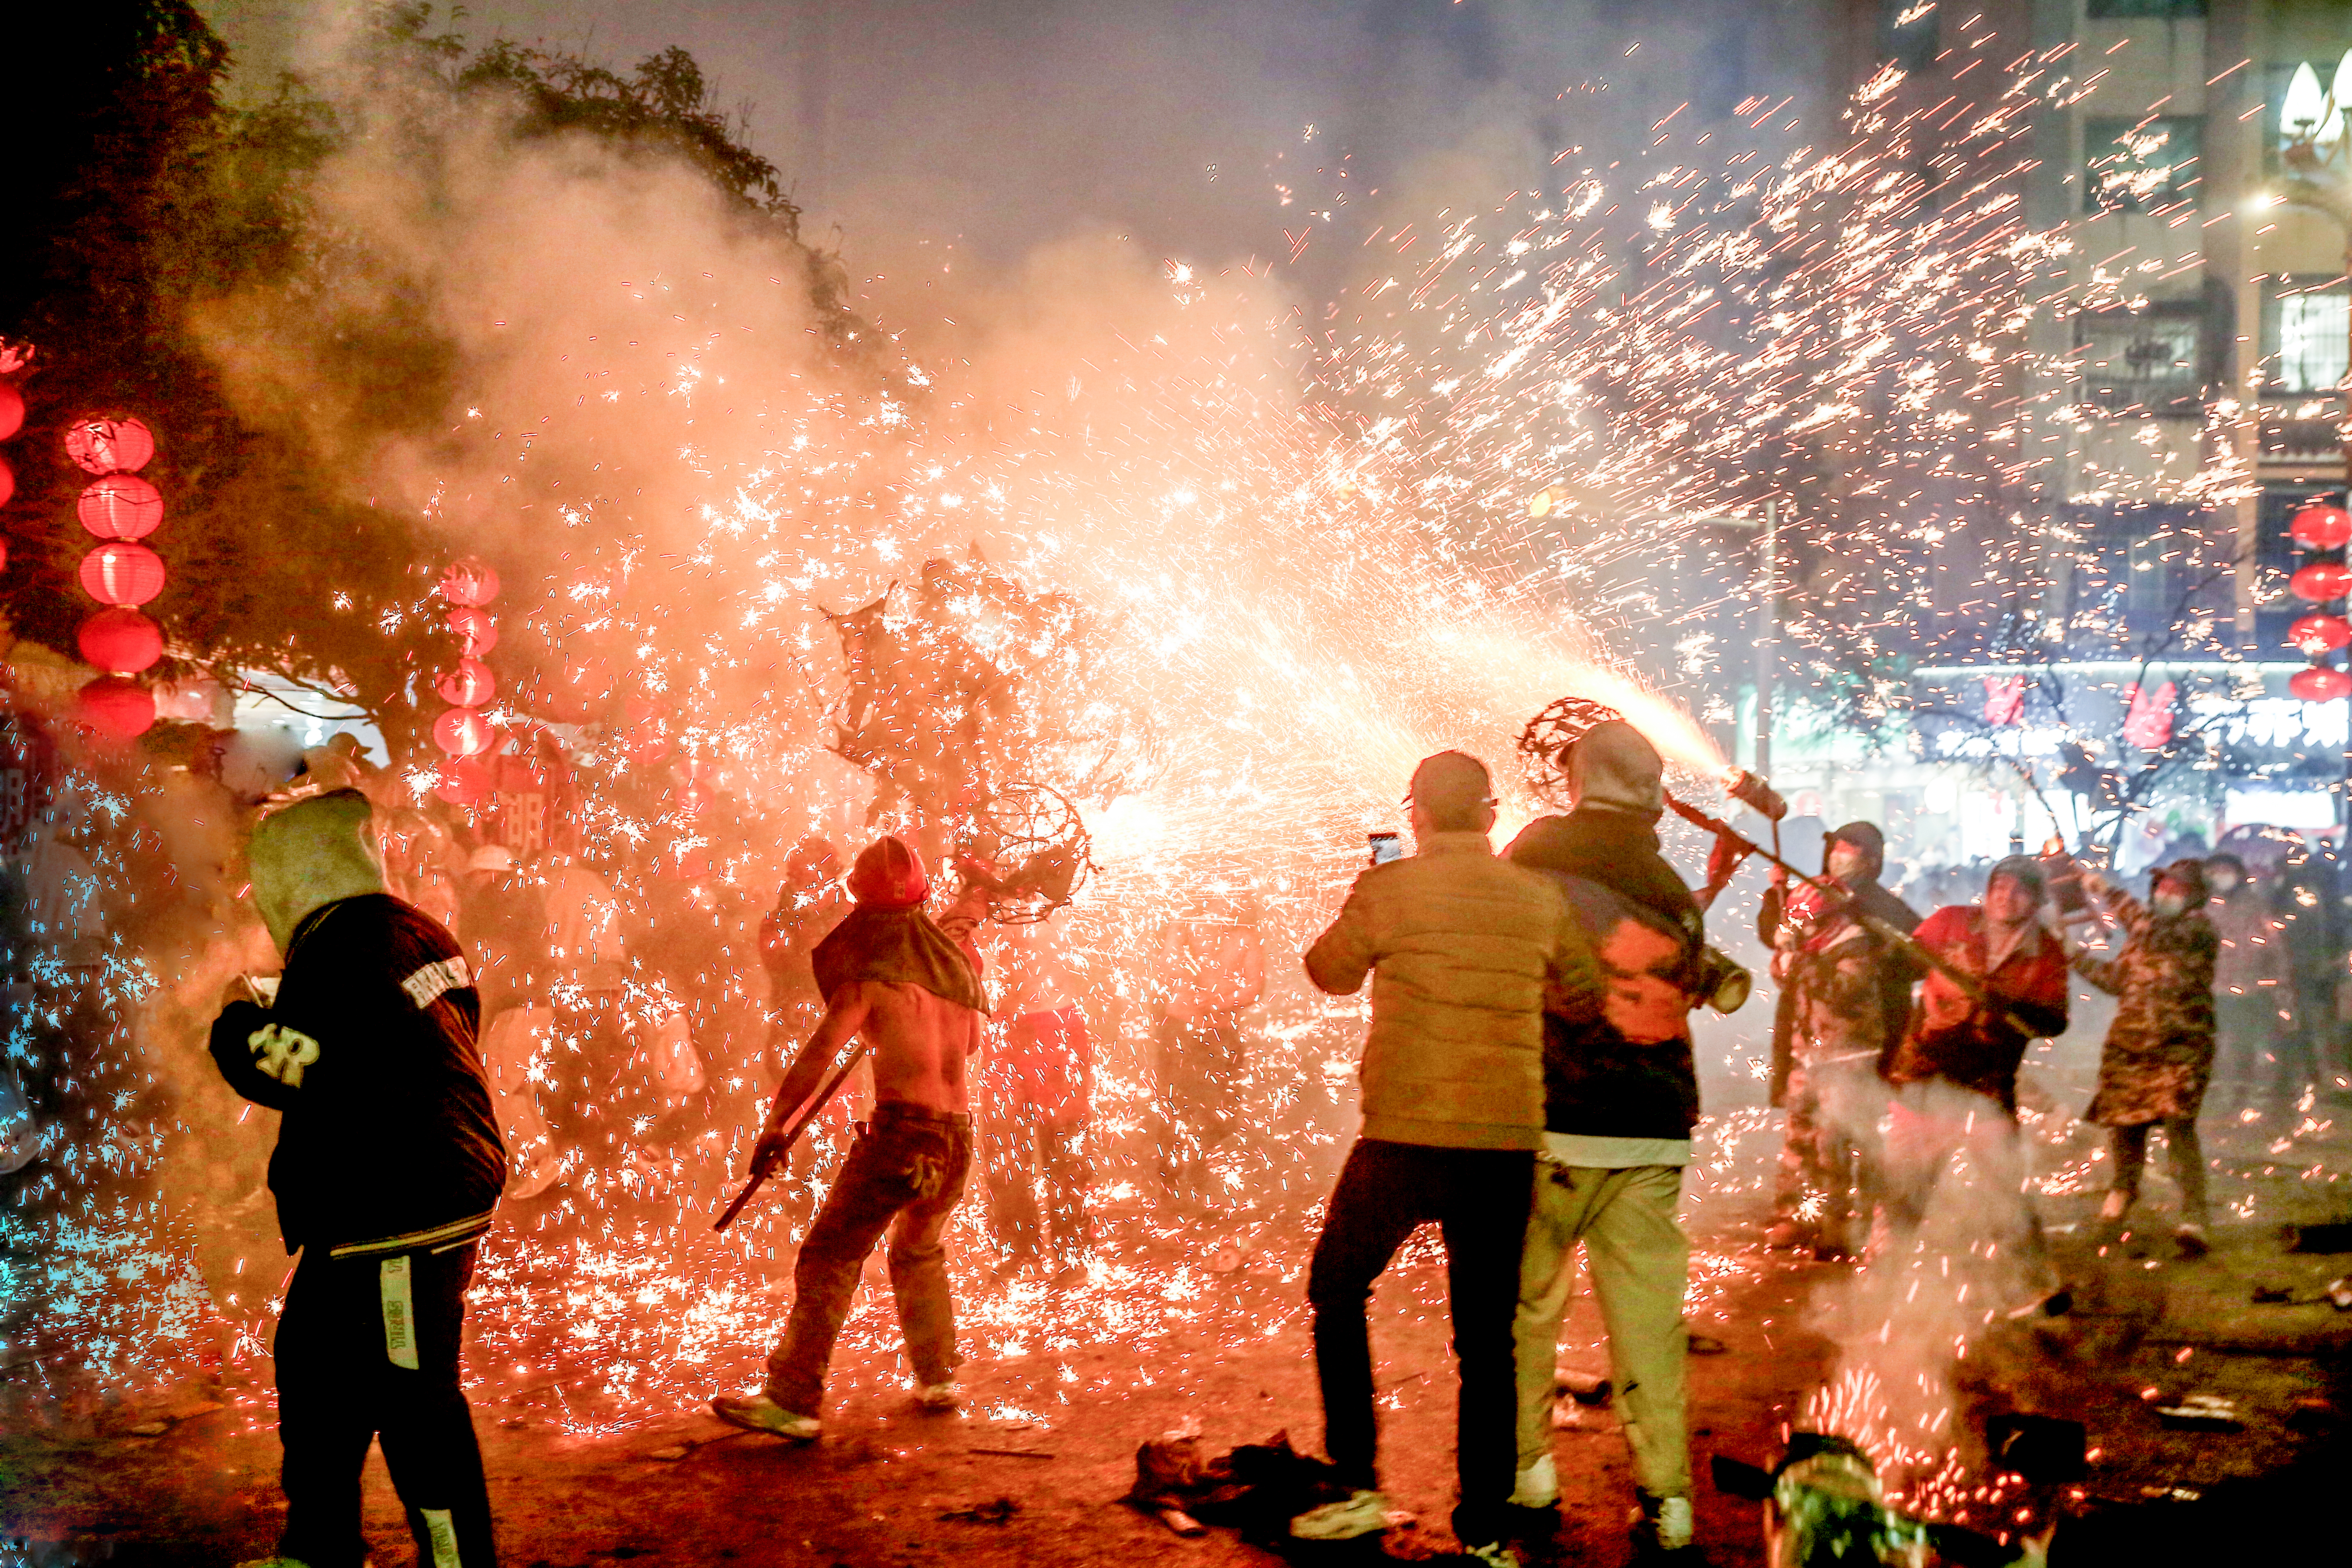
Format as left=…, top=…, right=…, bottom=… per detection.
left=1291, top=751, right=1598, bottom=1561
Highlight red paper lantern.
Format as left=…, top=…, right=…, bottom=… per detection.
left=439, top=557, right=501, bottom=607
left=432, top=758, right=496, bottom=805
left=2290, top=613, right=2352, bottom=656
left=0, top=382, right=22, bottom=442
left=2291, top=503, right=2352, bottom=551
left=2289, top=561, right=2352, bottom=603
left=434, top=706, right=495, bottom=757
left=0, top=454, right=13, bottom=509
left=445, top=606, right=498, bottom=658
left=76, top=474, right=164, bottom=540
left=74, top=675, right=154, bottom=738
left=2291, top=665, right=2352, bottom=703
left=78, top=607, right=163, bottom=673
left=436, top=657, right=497, bottom=707
left=78, top=542, right=165, bottom=606
left=64, top=416, right=154, bottom=476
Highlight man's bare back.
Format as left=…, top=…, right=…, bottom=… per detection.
left=752, top=978, right=982, bottom=1176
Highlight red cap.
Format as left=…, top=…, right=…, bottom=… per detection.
left=848, top=835, right=930, bottom=908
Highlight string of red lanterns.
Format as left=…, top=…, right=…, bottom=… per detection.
left=2286, top=500, right=2352, bottom=704
left=67, top=416, right=165, bottom=739
left=0, top=358, right=22, bottom=570
left=432, top=555, right=501, bottom=804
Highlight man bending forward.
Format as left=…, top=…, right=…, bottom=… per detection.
left=714, top=835, right=987, bottom=1441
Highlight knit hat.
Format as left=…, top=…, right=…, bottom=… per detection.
left=2153, top=858, right=2209, bottom=906
left=1988, top=854, right=2045, bottom=899
left=1826, top=821, right=1886, bottom=880
left=848, top=835, right=931, bottom=908
left=1565, top=720, right=1665, bottom=820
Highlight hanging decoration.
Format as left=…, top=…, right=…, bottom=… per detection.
left=2284, top=493, right=2352, bottom=722
left=0, top=344, right=27, bottom=564
left=432, top=556, right=501, bottom=802
left=75, top=474, right=163, bottom=540
left=70, top=412, right=166, bottom=738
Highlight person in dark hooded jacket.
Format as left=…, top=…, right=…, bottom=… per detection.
left=1501, top=720, right=1708, bottom=1556
left=209, top=788, right=506, bottom=1568
left=1759, top=822, right=1919, bottom=1257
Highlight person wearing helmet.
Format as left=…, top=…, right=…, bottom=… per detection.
left=712, top=835, right=986, bottom=1444
left=208, top=789, right=506, bottom=1568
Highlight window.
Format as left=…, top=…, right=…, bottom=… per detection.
left=1878, top=1, right=1938, bottom=75
left=2084, top=116, right=2201, bottom=213
left=2264, top=280, right=2350, bottom=395
left=2087, top=1, right=2205, bottom=18
left=2076, top=303, right=2207, bottom=415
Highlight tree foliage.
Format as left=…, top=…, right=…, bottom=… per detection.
left=0, top=2, right=838, bottom=762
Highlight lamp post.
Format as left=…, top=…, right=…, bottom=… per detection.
left=2275, top=65, right=2352, bottom=834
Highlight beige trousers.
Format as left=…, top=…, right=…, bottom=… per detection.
left=1513, top=1162, right=1691, bottom=1498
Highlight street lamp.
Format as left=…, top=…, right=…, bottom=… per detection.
left=2273, top=51, right=2352, bottom=833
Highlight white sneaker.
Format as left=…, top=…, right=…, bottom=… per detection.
left=914, top=1380, right=959, bottom=1412
left=1290, top=1488, right=1390, bottom=1541
left=1510, top=1452, right=1559, bottom=1508
left=710, top=1391, right=820, bottom=1441
left=1634, top=1491, right=1695, bottom=1552
left=2099, top=1189, right=2130, bottom=1222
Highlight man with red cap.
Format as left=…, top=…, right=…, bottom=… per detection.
left=712, top=835, right=987, bottom=1442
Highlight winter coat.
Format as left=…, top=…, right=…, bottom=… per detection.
left=1761, top=876, right=1920, bottom=1104
left=212, top=892, right=508, bottom=1257
left=2209, top=886, right=2292, bottom=1005
left=2073, top=881, right=2218, bottom=1126
left=1505, top=808, right=1707, bottom=1140
left=1306, top=829, right=1598, bottom=1150
left=1884, top=905, right=2069, bottom=1114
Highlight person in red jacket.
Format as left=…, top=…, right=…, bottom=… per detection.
left=1881, top=855, right=2071, bottom=1317
left=209, top=788, right=506, bottom=1568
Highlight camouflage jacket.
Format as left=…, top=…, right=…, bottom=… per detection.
left=2073, top=880, right=2218, bottom=1126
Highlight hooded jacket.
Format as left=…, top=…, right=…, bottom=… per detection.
left=1505, top=807, right=1706, bottom=1143
left=209, top=790, right=506, bottom=1257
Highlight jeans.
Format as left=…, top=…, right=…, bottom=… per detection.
left=2111, top=1117, right=2209, bottom=1228
left=275, top=1242, right=496, bottom=1568
left=984, top=1109, right=1090, bottom=1264
left=1515, top=1163, right=1690, bottom=1498
left=764, top=1102, right=971, bottom=1415
left=1305, top=1137, right=1533, bottom=1549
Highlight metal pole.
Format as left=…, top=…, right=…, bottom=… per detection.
left=1757, top=499, right=1776, bottom=780
left=2333, top=225, right=2352, bottom=842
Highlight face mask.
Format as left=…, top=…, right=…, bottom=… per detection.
left=1826, top=846, right=1867, bottom=882
left=2152, top=892, right=2190, bottom=918
left=2209, top=872, right=2238, bottom=895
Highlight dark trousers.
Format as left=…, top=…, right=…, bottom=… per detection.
left=765, top=1102, right=971, bottom=1415
left=1306, top=1137, right=1534, bottom=1548
left=2111, top=1118, right=2209, bottom=1227
left=275, top=1242, right=496, bottom=1568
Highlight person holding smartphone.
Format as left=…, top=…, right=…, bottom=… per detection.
left=208, top=788, right=507, bottom=1568
left=1293, top=751, right=1599, bottom=1565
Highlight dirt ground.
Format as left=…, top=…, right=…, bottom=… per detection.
left=7, top=1132, right=2352, bottom=1568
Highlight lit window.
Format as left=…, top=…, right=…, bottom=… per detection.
left=2264, top=281, right=2349, bottom=396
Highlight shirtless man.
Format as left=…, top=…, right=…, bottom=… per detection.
left=712, top=836, right=987, bottom=1443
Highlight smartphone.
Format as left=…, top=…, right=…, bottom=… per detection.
left=1368, top=832, right=1404, bottom=866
